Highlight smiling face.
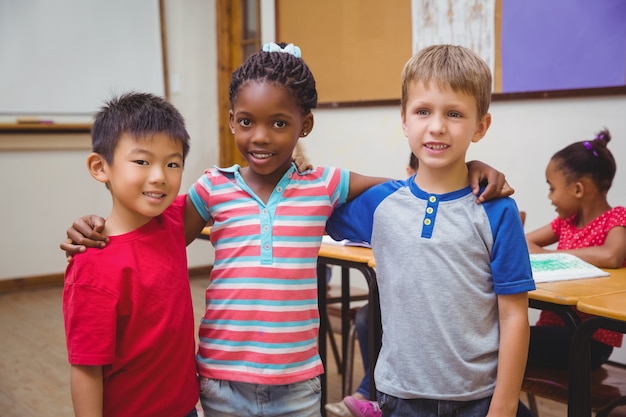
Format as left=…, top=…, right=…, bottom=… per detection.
left=92, top=132, right=184, bottom=234
left=229, top=81, right=313, bottom=187
left=402, top=80, right=490, bottom=173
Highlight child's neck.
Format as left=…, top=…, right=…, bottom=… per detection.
left=414, top=164, right=469, bottom=194
left=240, top=164, right=292, bottom=204
left=576, top=196, right=612, bottom=228
left=104, top=208, right=153, bottom=236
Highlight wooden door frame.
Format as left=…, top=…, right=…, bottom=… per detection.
left=216, top=0, right=244, bottom=167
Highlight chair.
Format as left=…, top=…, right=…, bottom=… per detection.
left=325, top=282, right=368, bottom=397
left=522, top=362, right=626, bottom=416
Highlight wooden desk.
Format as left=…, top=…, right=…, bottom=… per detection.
left=567, top=291, right=626, bottom=417
left=527, top=268, right=626, bottom=417
left=199, top=226, right=211, bottom=241
left=529, top=269, right=626, bottom=330
left=317, top=243, right=379, bottom=411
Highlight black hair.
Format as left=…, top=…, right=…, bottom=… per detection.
left=551, top=128, right=616, bottom=193
left=409, top=153, right=419, bottom=171
left=229, top=43, right=317, bottom=115
left=91, top=91, right=190, bottom=164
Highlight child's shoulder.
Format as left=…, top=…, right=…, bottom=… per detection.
left=293, top=165, right=350, bottom=185
left=602, top=206, right=626, bottom=225
left=611, top=206, right=626, bottom=216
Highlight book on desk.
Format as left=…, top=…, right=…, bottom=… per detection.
left=530, top=253, right=610, bottom=283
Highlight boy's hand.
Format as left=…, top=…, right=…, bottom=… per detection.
left=60, top=215, right=108, bottom=262
left=467, top=160, right=514, bottom=203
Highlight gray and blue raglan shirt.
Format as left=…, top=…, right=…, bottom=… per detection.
left=326, top=175, right=535, bottom=401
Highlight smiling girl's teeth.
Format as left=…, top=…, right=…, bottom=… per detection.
left=252, top=153, right=272, bottom=159
left=144, top=192, right=164, bottom=198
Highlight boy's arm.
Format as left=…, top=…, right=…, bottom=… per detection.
left=70, top=365, right=103, bottom=417
left=184, top=194, right=209, bottom=245
left=487, top=292, right=530, bottom=417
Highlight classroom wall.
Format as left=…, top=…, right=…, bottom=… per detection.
left=303, top=96, right=626, bottom=234
left=2, top=1, right=625, bottom=284
left=0, top=0, right=218, bottom=280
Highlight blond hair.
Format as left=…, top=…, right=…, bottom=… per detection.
left=401, top=45, right=492, bottom=118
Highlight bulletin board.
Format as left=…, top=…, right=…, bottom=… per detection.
left=276, top=0, right=626, bottom=105
left=276, top=0, right=412, bottom=105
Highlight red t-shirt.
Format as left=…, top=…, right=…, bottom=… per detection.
left=536, top=206, right=626, bottom=347
left=63, top=195, right=198, bottom=416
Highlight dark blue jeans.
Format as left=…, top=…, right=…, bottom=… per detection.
left=377, top=394, right=532, bottom=417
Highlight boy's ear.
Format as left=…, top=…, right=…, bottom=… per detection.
left=401, top=110, right=408, bottom=137
left=471, top=113, right=492, bottom=143
left=86, top=152, right=109, bottom=184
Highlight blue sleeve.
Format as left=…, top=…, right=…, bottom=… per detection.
left=483, top=197, right=536, bottom=295
left=326, top=179, right=405, bottom=244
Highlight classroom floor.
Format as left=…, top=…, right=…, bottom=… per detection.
left=0, top=274, right=571, bottom=417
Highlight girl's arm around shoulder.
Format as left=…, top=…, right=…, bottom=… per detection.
left=346, top=160, right=511, bottom=202
left=347, top=172, right=390, bottom=201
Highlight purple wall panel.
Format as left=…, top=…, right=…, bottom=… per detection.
left=500, top=0, right=626, bottom=92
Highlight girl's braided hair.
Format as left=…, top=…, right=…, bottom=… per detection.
left=229, top=42, right=318, bottom=115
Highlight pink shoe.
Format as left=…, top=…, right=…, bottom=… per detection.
left=343, top=395, right=382, bottom=417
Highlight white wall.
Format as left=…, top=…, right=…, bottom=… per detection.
left=0, top=0, right=217, bottom=280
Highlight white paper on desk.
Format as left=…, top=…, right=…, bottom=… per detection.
left=322, top=235, right=371, bottom=248
left=530, top=253, right=610, bottom=283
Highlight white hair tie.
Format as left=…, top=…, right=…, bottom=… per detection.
left=262, top=42, right=301, bottom=58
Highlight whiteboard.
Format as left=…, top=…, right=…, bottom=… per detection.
left=0, top=0, right=164, bottom=116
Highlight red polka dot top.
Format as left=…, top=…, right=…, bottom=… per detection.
left=536, top=206, right=626, bottom=347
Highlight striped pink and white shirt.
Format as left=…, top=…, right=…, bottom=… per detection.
left=189, top=164, right=349, bottom=384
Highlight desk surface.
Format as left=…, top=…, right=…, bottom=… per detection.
left=319, top=247, right=626, bottom=294
left=318, top=243, right=375, bottom=265
left=529, top=268, right=626, bottom=305
left=575, top=291, right=626, bottom=321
